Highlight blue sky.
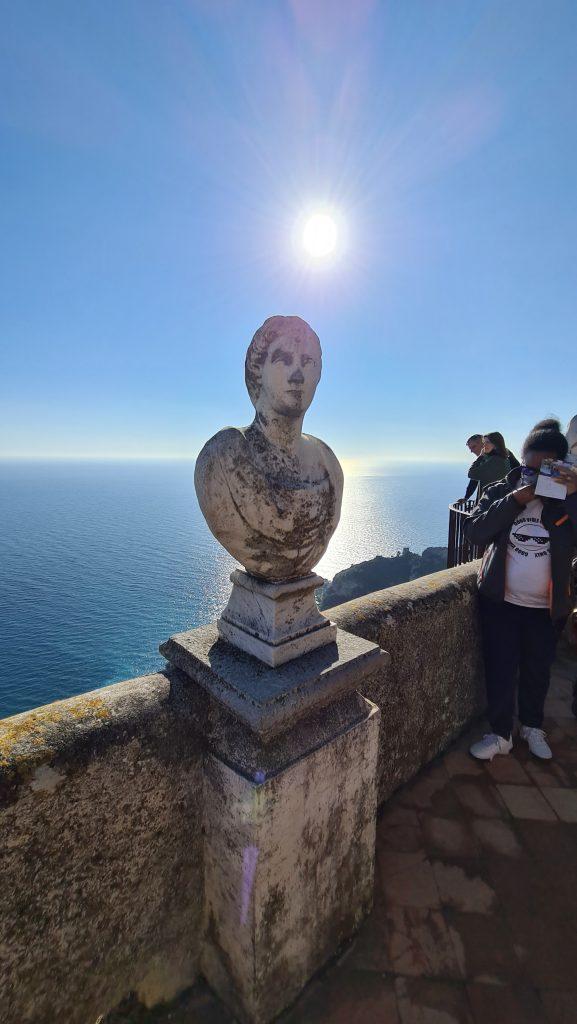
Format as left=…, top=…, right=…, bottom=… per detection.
left=1, top=0, right=575, bottom=468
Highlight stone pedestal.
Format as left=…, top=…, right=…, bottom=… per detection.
left=202, top=700, right=380, bottom=1024
left=160, top=622, right=386, bottom=740
left=160, top=624, right=386, bottom=1023
left=217, top=569, right=336, bottom=667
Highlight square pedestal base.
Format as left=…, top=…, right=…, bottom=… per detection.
left=218, top=570, right=336, bottom=667
left=160, top=621, right=388, bottom=740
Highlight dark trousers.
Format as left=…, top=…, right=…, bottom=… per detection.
left=479, top=596, right=559, bottom=740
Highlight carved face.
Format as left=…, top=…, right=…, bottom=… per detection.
left=257, top=333, right=321, bottom=419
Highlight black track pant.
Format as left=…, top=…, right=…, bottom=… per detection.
left=479, top=596, right=559, bottom=740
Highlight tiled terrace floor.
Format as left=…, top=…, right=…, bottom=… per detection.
left=109, top=642, right=577, bottom=1024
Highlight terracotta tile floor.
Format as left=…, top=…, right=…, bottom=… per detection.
left=108, top=642, right=577, bottom=1024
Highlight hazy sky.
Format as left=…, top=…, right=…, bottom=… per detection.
left=1, top=0, right=575, bottom=467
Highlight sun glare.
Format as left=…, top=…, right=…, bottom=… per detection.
left=302, top=212, right=338, bottom=259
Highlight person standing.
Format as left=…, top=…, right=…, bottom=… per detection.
left=565, top=416, right=577, bottom=716
left=462, top=434, right=485, bottom=501
left=468, top=432, right=517, bottom=496
left=466, top=419, right=577, bottom=761
left=567, top=415, right=577, bottom=459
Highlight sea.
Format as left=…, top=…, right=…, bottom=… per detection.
left=0, top=459, right=466, bottom=718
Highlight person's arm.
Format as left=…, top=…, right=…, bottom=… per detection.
left=568, top=493, right=577, bottom=544
left=467, top=454, right=484, bottom=482
left=465, top=482, right=530, bottom=546
left=552, top=467, right=577, bottom=543
left=464, top=479, right=477, bottom=500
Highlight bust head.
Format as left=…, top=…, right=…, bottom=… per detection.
left=195, top=315, right=343, bottom=581
left=245, top=315, right=322, bottom=420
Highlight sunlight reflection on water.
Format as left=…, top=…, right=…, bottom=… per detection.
left=0, top=460, right=465, bottom=716
left=316, top=468, right=463, bottom=580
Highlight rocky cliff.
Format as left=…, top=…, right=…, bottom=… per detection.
left=318, top=547, right=448, bottom=610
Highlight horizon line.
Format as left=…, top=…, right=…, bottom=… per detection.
left=0, top=453, right=470, bottom=466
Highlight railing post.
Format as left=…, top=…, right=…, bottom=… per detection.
left=447, top=504, right=457, bottom=569
left=447, top=499, right=481, bottom=569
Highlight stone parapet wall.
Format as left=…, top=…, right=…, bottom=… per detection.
left=0, top=671, right=204, bottom=1024
left=0, top=562, right=485, bottom=1023
left=329, top=561, right=485, bottom=803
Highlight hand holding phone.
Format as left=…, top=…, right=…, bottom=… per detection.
left=552, top=463, right=577, bottom=496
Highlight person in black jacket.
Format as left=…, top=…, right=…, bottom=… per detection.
left=466, top=419, right=577, bottom=762
left=462, top=433, right=520, bottom=502
left=462, top=435, right=485, bottom=501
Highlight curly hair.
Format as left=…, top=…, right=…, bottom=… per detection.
left=244, top=315, right=321, bottom=405
left=522, top=418, right=569, bottom=460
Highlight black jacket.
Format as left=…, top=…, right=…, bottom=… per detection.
left=465, top=467, right=577, bottom=621
left=464, top=450, right=520, bottom=500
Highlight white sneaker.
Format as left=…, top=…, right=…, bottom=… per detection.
left=469, top=733, right=513, bottom=761
left=520, top=726, right=552, bottom=760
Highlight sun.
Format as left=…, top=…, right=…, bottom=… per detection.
left=302, top=212, right=338, bottom=259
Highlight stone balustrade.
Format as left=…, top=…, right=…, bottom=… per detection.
left=329, top=560, right=485, bottom=802
left=0, top=561, right=484, bottom=1024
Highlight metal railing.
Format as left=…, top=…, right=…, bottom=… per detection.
left=447, top=498, right=483, bottom=569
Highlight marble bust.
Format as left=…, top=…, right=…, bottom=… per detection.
left=195, top=316, right=344, bottom=583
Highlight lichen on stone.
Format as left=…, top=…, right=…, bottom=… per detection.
left=0, top=696, right=110, bottom=769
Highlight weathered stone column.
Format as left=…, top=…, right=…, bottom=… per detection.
left=161, top=625, right=385, bottom=1024
left=162, top=315, right=386, bottom=1020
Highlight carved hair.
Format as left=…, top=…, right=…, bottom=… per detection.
left=245, top=315, right=321, bottom=405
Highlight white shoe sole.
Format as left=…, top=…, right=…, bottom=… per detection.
left=525, top=745, right=552, bottom=761
left=469, top=745, right=513, bottom=761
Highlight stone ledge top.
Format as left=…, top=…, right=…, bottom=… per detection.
left=160, top=623, right=388, bottom=741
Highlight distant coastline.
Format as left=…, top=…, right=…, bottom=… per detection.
left=319, top=547, right=448, bottom=610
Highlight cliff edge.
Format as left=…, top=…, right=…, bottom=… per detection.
left=319, top=547, right=448, bottom=610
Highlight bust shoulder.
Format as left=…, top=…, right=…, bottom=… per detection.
left=194, top=427, right=250, bottom=508
left=197, top=426, right=248, bottom=458
left=301, top=433, right=344, bottom=487
left=195, top=426, right=249, bottom=474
